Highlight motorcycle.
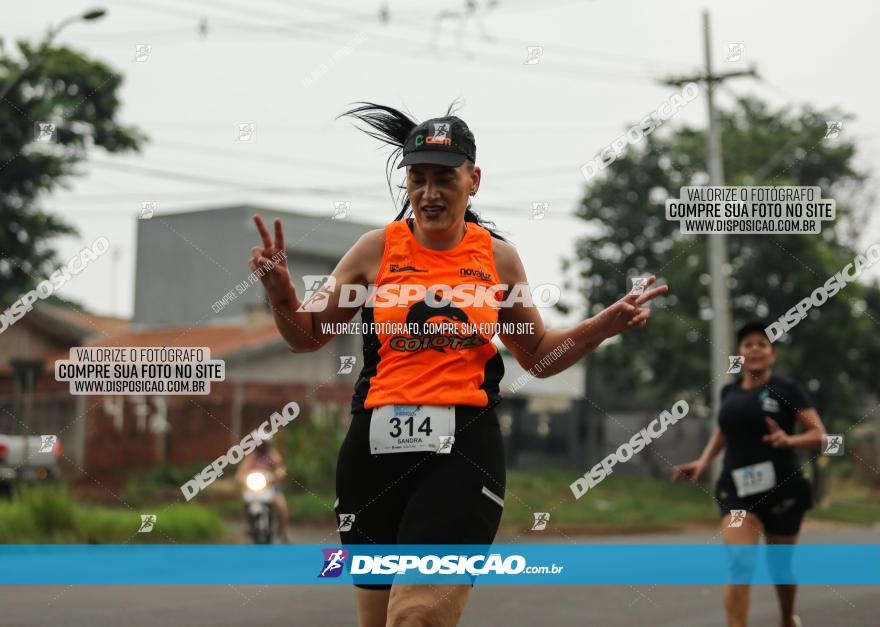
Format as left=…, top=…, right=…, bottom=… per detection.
left=242, top=470, right=278, bottom=544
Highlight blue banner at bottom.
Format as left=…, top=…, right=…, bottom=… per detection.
left=0, top=544, right=877, bottom=585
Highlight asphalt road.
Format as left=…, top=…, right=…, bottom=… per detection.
left=2, top=526, right=877, bottom=626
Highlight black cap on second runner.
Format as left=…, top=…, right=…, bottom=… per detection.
left=397, top=116, right=476, bottom=168
left=736, top=320, right=771, bottom=344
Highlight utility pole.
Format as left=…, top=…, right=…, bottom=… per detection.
left=111, top=246, right=121, bottom=315
left=661, top=10, right=758, bottom=478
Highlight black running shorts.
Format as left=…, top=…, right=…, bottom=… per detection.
left=335, top=404, right=507, bottom=590
left=715, top=472, right=813, bottom=536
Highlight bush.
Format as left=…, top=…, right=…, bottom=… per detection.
left=0, top=501, right=36, bottom=542
left=123, top=462, right=210, bottom=505
left=133, top=505, right=227, bottom=542
left=283, top=408, right=345, bottom=492
left=19, top=485, right=77, bottom=536
left=0, top=485, right=227, bottom=543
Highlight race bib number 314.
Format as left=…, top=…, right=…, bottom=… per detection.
left=369, top=405, right=455, bottom=454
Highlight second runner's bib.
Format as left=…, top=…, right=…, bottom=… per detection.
left=369, top=405, right=455, bottom=454
left=731, top=460, right=776, bottom=497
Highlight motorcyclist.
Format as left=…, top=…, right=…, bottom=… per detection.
left=235, top=437, right=290, bottom=543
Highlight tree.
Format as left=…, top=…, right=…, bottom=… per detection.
left=566, top=96, right=880, bottom=430
left=0, top=39, right=146, bottom=306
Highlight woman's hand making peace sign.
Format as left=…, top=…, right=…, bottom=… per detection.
left=590, top=275, right=668, bottom=342
left=251, top=214, right=295, bottom=306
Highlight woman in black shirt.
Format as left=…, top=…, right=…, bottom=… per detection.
left=673, top=321, right=828, bottom=627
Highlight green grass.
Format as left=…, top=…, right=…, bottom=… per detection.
left=270, top=469, right=880, bottom=530
left=110, top=465, right=880, bottom=533
left=808, top=478, right=880, bottom=526
left=123, top=462, right=212, bottom=505
left=256, top=470, right=718, bottom=531
left=209, top=487, right=338, bottom=522
left=503, top=469, right=717, bottom=531
left=810, top=501, right=880, bottom=525
left=287, top=491, right=337, bottom=521
left=0, top=486, right=228, bottom=543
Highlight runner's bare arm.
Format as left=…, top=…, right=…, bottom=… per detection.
left=494, top=240, right=602, bottom=375
left=279, top=228, right=384, bottom=352
left=251, top=215, right=384, bottom=352
left=769, top=407, right=827, bottom=449
left=698, top=426, right=726, bottom=463
left=671, top=426, right=724, bottom=482
left=494, top=239, right=668, bottom=378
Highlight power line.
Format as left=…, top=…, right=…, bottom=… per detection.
left=178, top=0, right=371, bottom=32
left=107, top=0, right=656, bottom=83
left=245, top=24, right=653, bottom=82
left=86, top=158, right=382, bottom=195
left=112, top=0, right=213, bottom=24
left=252, top=0, right=692, bottom=70
left=145, top=137, right=379, bottom=178
left=139, top=121, right=624, bottom=134
left=79, top=0, right=692, bottom=86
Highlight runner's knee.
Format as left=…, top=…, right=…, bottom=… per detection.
left=386, top=603, right=438, bottom=627
left=725, top=544, right=757, bottom=582
left=765, top=547, right=795, bottom=582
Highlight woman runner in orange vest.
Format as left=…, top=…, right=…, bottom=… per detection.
left=251, top=102, right=668, bottom=627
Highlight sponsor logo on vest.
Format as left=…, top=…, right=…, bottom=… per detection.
left=390, top=263, right=428, bottom=273
left=459, top=267, right=493, bottom=282
left=389, top=293, right=489, bottom=353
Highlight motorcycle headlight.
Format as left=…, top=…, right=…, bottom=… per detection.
left=245, top=472, right=268, bottom=491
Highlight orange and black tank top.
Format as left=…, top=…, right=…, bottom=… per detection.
left=351, top=218, right=505, bottom=411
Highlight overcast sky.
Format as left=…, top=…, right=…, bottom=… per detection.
left=5, top=0, right=880, bottom=324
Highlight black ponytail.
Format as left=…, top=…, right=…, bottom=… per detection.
left=337, top=101, right=507, bottom=241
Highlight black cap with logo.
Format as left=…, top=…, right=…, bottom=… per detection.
left=397, top=116, right=477, bottom=169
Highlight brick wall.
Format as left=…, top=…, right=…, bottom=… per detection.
left=0, top=374, right=354, bottom=483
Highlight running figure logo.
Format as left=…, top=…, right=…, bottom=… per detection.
left=299, top=275, right=336, bottom=312
left=725, top=43, right=744, bottom=62
left=825, top=121, right=842, bottom=140
left=524, top=46, right=543, bottom=64
left=428, top=122, right=451, bottom=143
left=138, top=514, right=157, bottom=533
left=338, top=356, right=357, bottom=374
left=134, top=44, right=152, bottom=62
left=531, top=512, right=550, bottom=531
left=318, top=548, right=349, bottom=578
left=139, top=201, right=157, bottom=220
left=630, top=277, right=649, bottom=296
left=821, top=434, right=844, bottom=456
left=237, top=123, right=256, bottom=142
left=728, top=510, right=746, bottom=528
left=35, top=123, right=56, bottom=142
left=436, top=436, right=455, bottom=454
left=333, top=201, right=350, bottom=220
left=337, top=513, right=356, bottom=532
left=38, top=435, right=57, bottom=453
left=727, top=356, right=744, bottom=374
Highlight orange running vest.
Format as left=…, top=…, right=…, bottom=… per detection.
left=351, top=219, right=505, bottom=410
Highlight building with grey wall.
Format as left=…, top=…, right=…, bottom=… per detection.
left=133, top=204, right=375, bottom=327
